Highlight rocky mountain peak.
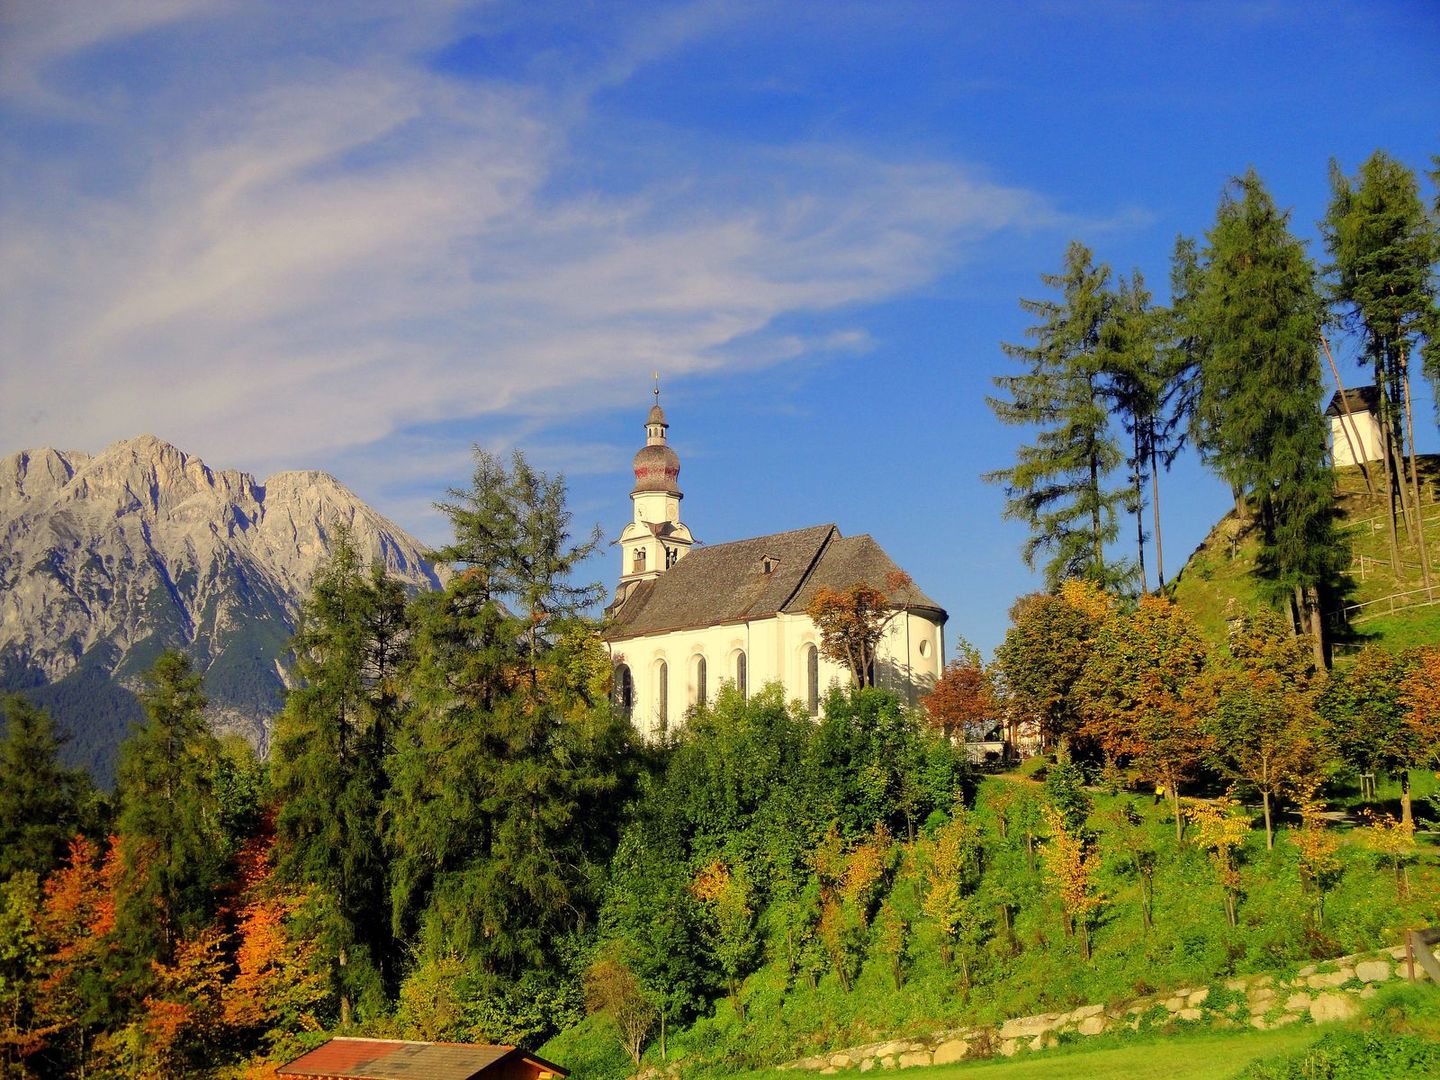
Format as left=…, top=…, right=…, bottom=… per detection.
left=0, top=436, right=442, bottom=781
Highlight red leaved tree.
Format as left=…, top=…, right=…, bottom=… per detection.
left=922, top=638, right=996, bottom=741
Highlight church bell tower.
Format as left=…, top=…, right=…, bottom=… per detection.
left=617, top=381, right=694, bottom=586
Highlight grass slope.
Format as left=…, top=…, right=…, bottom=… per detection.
left=542, top=776, right=1440, bottom=1078
left=1169, top=455, right=1440, bottom=652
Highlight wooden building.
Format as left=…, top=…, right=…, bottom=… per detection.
left=277, top=1037, right=567, bottom=1080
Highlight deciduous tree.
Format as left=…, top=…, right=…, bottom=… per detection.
left=806, top=573, right=910, bottom=688
left=921, top=804, right=985, bottom=983
left=1318, top=645, right=1422, bottom=824
left=1076, top=596, right=1214, bottom=839
left=1039, top=805, right=1103, bottom=959
left=922, top=638, right=996, bottom=742
left=992, top=585, right=1104, bottom=753
left=584, top=947, right=657, bottom=1068
left=1206, top=610, right=1324, bottom=848
left=1187, top=796, right=1250, bottom=927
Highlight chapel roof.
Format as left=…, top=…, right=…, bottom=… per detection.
left=605, top=523, right=945, bottom=641
left=1325, top=386, right=1380, bottom=417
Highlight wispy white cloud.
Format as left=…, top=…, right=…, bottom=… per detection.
left=0, top=1, right=1064, bottom=503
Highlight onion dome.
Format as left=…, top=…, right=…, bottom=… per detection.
left=632, top=442, right=680, bottom=493
left=633, top=392, right=681, bottom=495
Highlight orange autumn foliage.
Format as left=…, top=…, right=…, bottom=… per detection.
left=1402, top=646, right=1440, bottom=763
left=36, top=836, right=121, bottom=1032
left=220, top=827, right=327, bottom=1052
left=922, top=649, right=996, bottom=741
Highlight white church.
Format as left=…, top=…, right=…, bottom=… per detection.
left=603, top=391, right=948, bottom=737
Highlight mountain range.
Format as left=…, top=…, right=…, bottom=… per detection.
left=0, top=434, right=441, bottom=783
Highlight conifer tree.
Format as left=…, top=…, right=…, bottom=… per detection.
left=270, top=528, right=408, bottom=1026
left=1104, top=270, right=1166, bottom=591
left=1197, top=170, right=1344, bottom=663
left=987, top=242, right=1131, bottom=590
left=113, top=651, right=223, bottom=977
left=1322, top=150, right=1439, bottom=588
left=0, top=696, right=87, bottom=881
left=386, top=449, right=631, bottom=1009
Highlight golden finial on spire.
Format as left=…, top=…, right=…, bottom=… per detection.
left=653, top=371, right=660, bottom=401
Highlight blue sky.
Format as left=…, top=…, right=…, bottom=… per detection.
left=2, top=1, right=1438, bottom=655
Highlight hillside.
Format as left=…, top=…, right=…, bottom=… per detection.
left=1170, top=454, right=1440, bottom=653
left=0, top=435, right=442, bottom=781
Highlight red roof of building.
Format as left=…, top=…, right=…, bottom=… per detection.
left=276, top=1037, right=567, bottom=1080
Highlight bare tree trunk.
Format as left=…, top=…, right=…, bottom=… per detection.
left=1134, top=428, right=1148, bottom=593
left=1307, top=584, right=1327, bottom=670
left=1380, top=409, right=1404, bottom=574
left=1390, top=421, right=1420, bottom=543
left=1320, top=335, right=1376, bottom=495
left=1262, top=789, right=1274, bottom=850
left=1401, top=357, right=1433, bottom=591
left=1170, top=786, right=1184, bottom=843
left=1151, top=444, right=1166, bottom=590
left=339, top=946, right=352, bottom=1028
left=1401, top=769, right=1413, bottom=830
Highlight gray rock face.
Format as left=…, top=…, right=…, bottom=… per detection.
left=0, top=435, right=441, bottom=780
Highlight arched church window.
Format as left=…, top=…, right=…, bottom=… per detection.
left=614, top=664, right=634, bottom=720
left=693, top=655, right=707, bottom=707
left=805, top=644, right=819, bottom=716
left=735, top=651, right=747, bottom=699
left=665, top=545, right=678, bottom=569
left=633, top=548, right=646, bottom=574
left=656, top=660, right=668, bottom=732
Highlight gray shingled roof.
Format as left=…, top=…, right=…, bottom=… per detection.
left=605, top=524, right=945, bottom=641
left=1326, top=386, right=1380, bottom=417
left=789, top=533, right=944, bottom=615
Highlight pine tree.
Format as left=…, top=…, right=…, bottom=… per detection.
left=0, top=697, right=87, bottom=881
left=987, top=242, right=1132, bottom=590
left=113, top=651, right=223, bottom=979
left=386, top=449, right=632, bottom=1001
left=269, top=528, right=408, bottom=1027
left=1197, top=170, right=1345, bottom=663
left=1322, top=150, right=1439, bottom=588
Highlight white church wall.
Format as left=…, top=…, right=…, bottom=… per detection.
left=609, top=606, right=946, bottom=739
left=1330, top=412, right=1382, bottom=467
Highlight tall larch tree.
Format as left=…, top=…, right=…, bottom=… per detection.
left=987, top=241, right=1132, bottom=590
left=269, top=527, right=409, bottom=1027
left=1105, top=270, right=1166, bottom=592
left=1323, top=150, right=1439, bottom=589
left=1197, top=170, right=1345, bottom=665
left=113, top=651, right=224, bottom=984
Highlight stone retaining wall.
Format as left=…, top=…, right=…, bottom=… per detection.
left=778, top=944, right=1433, bottom=1073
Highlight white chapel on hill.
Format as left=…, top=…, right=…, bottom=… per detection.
left=603, top=390, right=948, bottom=737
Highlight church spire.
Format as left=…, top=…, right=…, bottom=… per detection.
left=617, top=380, right=693, bottom=584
